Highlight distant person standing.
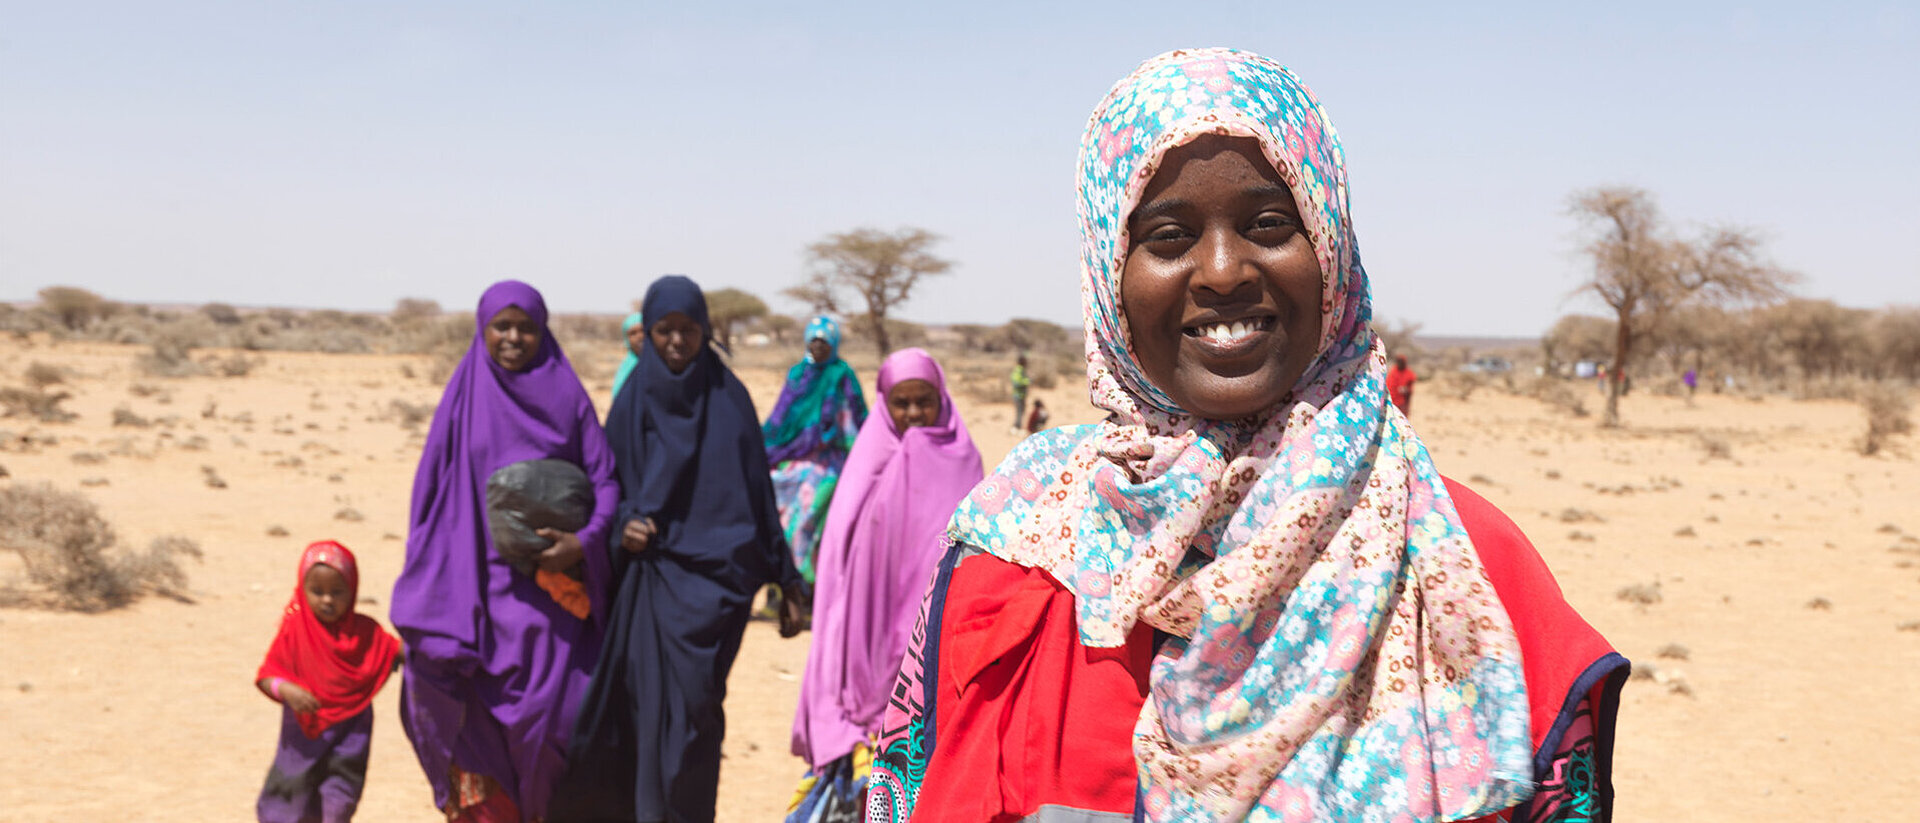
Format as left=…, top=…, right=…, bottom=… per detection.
left=610, top=311, right=644, bottom=404
left=1683, top=368, right=1698, bottom=397
left=1025, top=397, right=1051, bottom=434
left=1009, top=353, right=1031, bottom=434
left=1386, top=354, right=1417, bottom=416
left=763, top=316, right=868, bottom=586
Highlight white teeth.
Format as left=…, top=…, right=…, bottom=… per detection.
left=1195, top=321, right=1260, bottom=341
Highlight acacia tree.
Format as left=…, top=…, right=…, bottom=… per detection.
left=1569, top=187, right=1794, bottom=426
left=785, top=227, right=951, bottom=355
left=705, top=288, right=769, bottom=349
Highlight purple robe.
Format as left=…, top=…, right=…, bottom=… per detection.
left=791, top=348, right=983, bottom=769
left=390, top=280, right=620, bottom=820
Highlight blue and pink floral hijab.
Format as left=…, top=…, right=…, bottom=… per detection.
left=946, top=48, right=1534, bottom=821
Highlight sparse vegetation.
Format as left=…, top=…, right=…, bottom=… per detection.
left=1616, top=581, right=1663, bottom=605
left=111, top=406, right=150, bottom=428
left=0, top=387, right=77, bottom=423
left=1859, top=384, right=1912, bottom=456
left=0, top=483, right=202, bottom=611
left=24, top=361, right=66, bottom=389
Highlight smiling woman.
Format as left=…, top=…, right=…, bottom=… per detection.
left=866, top=48, right=1627, bottom=823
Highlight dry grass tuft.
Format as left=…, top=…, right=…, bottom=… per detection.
left=1616, top=581, right=1662, bottom=605
left=266, top=524, right=290, bottom=537
left=387, top=399, right=435, bottom=429
left=24, top=361, right=67, bottom=389
left=201, top=466, right=226, bottom=489
left=0, top=387, right=77, bottom=423
left=1526, top=377, right=1589, bottom=417
left=0, top=483, right=202, bottom=611
left=111, top=406, right=150, bottom=428
left=1859, top=384, right=1913, bottom=456
left=1656, top=643, right=1691, bottom=660
left=1805, top=596, right=1833, bottom=610
left=134, top=335, right=207, bottom=378
left=334, top=507, right=364, bottom=522
left=1698, top=434, right=1734, bottom=461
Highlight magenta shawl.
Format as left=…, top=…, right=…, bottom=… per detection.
left=791, top=348, right=983, bottom=769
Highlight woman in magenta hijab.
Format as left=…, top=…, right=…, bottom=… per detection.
left=390, top=280, right=619, bottom=823
left=787, top=348, right=983, bottom=819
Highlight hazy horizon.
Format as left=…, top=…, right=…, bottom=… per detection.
left=5, top=2, right=1915, bottom=336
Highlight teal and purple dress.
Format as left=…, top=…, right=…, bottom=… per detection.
left=763, top=316, right=867, bottom=583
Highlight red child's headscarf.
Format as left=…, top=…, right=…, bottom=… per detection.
left=256, top=540, right=401, bottom=738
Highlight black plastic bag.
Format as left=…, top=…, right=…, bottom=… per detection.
left=486, top=459, right=594, bottom=579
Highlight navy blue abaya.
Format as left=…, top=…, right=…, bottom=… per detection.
left=551, top=276, right=799, bottom=823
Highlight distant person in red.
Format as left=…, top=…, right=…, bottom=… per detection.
left=1385, top=354, right=1416, bottom=416
left=1024, top=398, right=1051, bottom=434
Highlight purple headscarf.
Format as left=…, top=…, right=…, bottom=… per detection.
left=791, top=348, right=983, bottom=769
left=390, top=280, right=619, bottom=818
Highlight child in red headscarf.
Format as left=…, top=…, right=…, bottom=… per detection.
left=255, top=541, right=401, bottom=823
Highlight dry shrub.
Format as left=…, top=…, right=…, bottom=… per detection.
left=135, top=333, right=207, bottom=378
left=212, top=353, right=256, bottom=378
left=1526, top=377, right=1589, bottom=417
left=1616, top=581, right=1662, bottom=605
left=24, top=361, right=66, bottom=389
left=1437, top=372, right=1486, bottom=402
left=111, top=406, right=150, bottom=428
left=388, top=399, right=435, bottom=428
left=1859, top=384, right=1912, bottom=456
left=0, top=387, right=77, bottom=423
left=36, top=286, right=118, bottom=331
left=1698, top=433, right=1733, bottom=460
left=0, top=483, right=202, bottom=610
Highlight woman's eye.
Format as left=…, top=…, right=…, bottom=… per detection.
left=1141, top=224, right=1193, bottom=245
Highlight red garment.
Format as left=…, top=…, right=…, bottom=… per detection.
left=914, top=557, right=1150, bottom=821
left=1386, top=364, right=1417, bottom=411
left=911, top=478, right=1621, bottom=822
left=257, top=541, right=401, bottom=739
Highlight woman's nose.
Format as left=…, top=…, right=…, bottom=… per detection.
left=1192, top=230, right=1256, bottom=296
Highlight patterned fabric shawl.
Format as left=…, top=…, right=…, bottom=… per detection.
left=763, top=316, right=867, bottom=465
left=944, top=48, right=1533, bottom=821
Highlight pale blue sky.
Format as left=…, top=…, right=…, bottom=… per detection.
left=3, top=1, right=1914, bottom=335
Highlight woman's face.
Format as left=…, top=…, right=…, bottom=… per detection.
left=626, top=322, right=646, bottom=356
left=485, top=305, right=543, bottom=372
left=302, top=563, right=352, bottom=625
left=1120, top=135, right=1323, bottom=421
left=649, top=312, right=705, bottom=374
left=886, top=378, right=941, bottom=431
left=807, top=337, right=832, bottom=363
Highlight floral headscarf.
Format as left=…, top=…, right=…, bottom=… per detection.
left=946, top=48, right=1533, bottom=821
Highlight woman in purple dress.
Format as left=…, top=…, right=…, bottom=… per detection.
left=390, top=280, right=621, bottom=822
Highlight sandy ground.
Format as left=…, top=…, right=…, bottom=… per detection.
left=1, top=337, right=1916, bottom=821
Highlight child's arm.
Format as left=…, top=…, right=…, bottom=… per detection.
left=257, top=677, right=321, bottom=714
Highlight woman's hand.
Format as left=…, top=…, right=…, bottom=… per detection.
left=280, top=682, right=321, bottom=714
left=535, top=528, right=584, bottom=572
left=620, top=518, right=657, bottom=554
left=777, top=581, right=811, bottom=638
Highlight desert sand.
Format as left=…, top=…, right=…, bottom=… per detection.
left=2, top=336, right=1916, bottom=820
